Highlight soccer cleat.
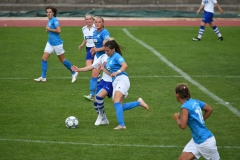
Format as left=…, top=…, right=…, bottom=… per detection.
left=34, top=76, right=46, bottom=82
left=218, top=36, right=223, bottom=41
left=100, top=114, right=109, bottom=125
left=138, top=98, right=150, bottom=111
left=84, top=94, right=93, bottom=101
left=95, top=113, right=103, bottom=126
left=71, top=72, right=78, bottom=83
left=192, top=37, right=201, bottom=41
left=114, top=125, right=126, bottom=130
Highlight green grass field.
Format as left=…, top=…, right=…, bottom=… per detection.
left=0, top=26, right=240, bottom=160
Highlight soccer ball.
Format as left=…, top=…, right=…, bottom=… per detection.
left=65, top=116, right=78, bottom=129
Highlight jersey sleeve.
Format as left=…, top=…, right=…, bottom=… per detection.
left=117, top=55, right=125, bottom=65
left=102, top=30, right=110, bottom=40
left=196, top=99, right=206, bottom=109
left=53, top=18, right=60, bottom=27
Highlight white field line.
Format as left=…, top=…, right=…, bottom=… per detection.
left=0, top=75, right=240, bottom=80
left=122, top=28, right=240, bottom=118
left=0, top=138, right=239, bottom=149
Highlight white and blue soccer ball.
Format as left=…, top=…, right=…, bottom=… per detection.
left=65, top=116, right=78, bottom=129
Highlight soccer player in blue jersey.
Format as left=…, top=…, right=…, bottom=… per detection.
left=83, top=16, right=110, bottom=101
left=78, top=14, right=96, bottom=66
left=34, top=6, right=78, bottom=83
left=71, top=54, right=112, bottom=126
left=173, top=83, right=220, bottom=160
left=100, top=38, right=149, bottom=130
left=192, top=0, right=223, bottom=41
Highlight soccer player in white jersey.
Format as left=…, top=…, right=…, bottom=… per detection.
left=100, top=38, right=150, bottom=130
left=78, top=14, right=96, bottom=66
left=34, top=6, right=78, bottom=83
left=173, top=83, right=220, bottom=160
left=192, top=0, right=223, bottom=41
left=71, top=54, right=112, bottom=125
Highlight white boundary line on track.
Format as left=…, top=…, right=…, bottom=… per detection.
left=0, top=75, right=240, bottom=80
left=0, top=138, right=239, bottom=149
left=122, top=28, right=240, bottom=118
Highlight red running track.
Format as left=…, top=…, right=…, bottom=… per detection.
left=0, top=18, right=239, bottom=27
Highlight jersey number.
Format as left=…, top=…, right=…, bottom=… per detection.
left=195, top=107, right=204, bottom=124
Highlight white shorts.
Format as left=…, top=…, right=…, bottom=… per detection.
left=112, top=74, right=130, bottom=99
left=183, top=137, right=220, bottom=160
left=44, top=42, right=65, bottom=55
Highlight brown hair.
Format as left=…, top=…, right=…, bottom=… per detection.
left=104, top=38, right=124, bottom=56
left=175, top=83, right=191, bottom=100
left=45, top=6, right=57, bottom=17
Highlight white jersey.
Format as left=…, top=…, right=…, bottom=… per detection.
left=82, top=24, right=96, bottom=47
left=92, top=54, right=112, bottom=82
left=202, top=0, right=217, bottom=13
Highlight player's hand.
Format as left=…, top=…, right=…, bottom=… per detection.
left=173, top=112, right=180, bottom=121
left=90, top=47, right=97, bottom=56
left=78, top=45, right=83, bottom=50
left=196, top=10, right=200, bottom=15
left=71, top=65, right=79, bottom=72
left=111, top=72, right=119, bottom=78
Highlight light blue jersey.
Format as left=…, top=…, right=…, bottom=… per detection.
left=181, top=98, right=213, bottom=144
left=93, top=28, right=110, bottom=58
left=47, top=17, right=62, bottom=46
left=106, top=52, right=128, bottom=81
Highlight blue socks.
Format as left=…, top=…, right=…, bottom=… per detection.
left=62, top=59, right=75, bottom=74
left=114, top=102, right=124, bottom=126
left=90, top=77, right=98, bottom=96
left=41, top=60, right=47, bottom=78
left=96, top=96, right=105, bottom=114
left=123, top=101, right=140, bottom=111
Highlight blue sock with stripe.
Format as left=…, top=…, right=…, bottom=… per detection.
left=96, top=96, right=105, bottom=114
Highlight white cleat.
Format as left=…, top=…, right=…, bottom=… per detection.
left=100, top=114, right=109, bottom=125
left=34, top=77, right=46, bottom=82
left=71, top=72, right=78, bottom=83
left=95, top=113, right=103, bottom=126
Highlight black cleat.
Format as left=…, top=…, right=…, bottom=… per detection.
left=192, top=37, right=201, bottom=41
left=218, top=36, right=223, bottom=41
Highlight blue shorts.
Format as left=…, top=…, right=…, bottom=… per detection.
left=85, top=47, right=94, bottom=60
left=202, top=10, right=214, bottom=23
left=96, top=80, right=113, bottom=98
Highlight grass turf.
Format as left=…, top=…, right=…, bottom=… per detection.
left=0, top=26, right=240, bottom=159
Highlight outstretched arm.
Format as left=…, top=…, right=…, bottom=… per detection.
left=71, top=65, right=94, bottom=72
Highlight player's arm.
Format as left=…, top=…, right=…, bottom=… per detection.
left=201, top=104, right=213, bottom=121
left=196, top=5, right=204, bottom=14
left=111, top=62, right=128, bottom=78
left=71, top=65, right=94, bottom=72
left=173, top=108, right=188, bottom=130
left=79, top=39, right=86, bottom=50
left=46, top=25, right=61, bottom=33
left=215, top=3, right=223, bottom=14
